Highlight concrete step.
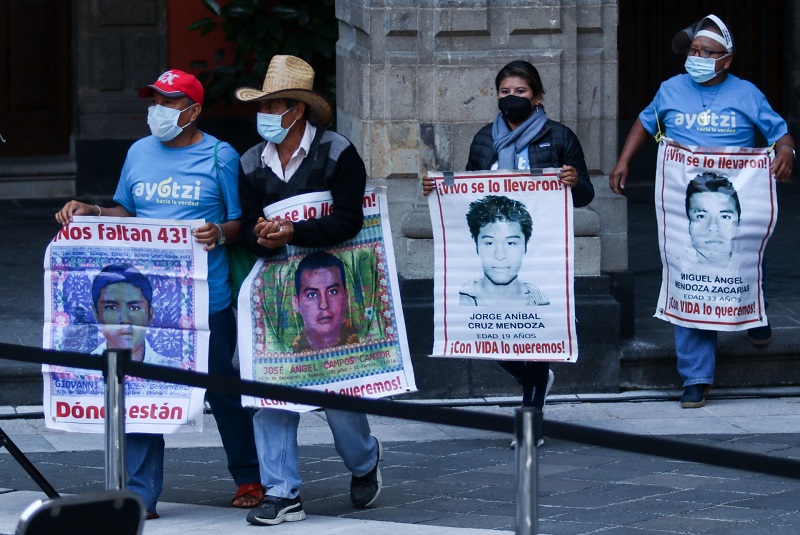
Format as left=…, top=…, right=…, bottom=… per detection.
left=620, top=316, right=800, bottom=389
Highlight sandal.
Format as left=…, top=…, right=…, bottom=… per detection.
left=232, top=482, right=265, bottom=509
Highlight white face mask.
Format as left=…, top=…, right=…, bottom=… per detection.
left=256, top=107, right=296, bottom=144
left=147, top=104, right=194, bottom=142
left=685, top=55, right=727, bottom=84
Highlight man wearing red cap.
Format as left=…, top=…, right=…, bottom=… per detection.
left=55, top=69, right=262, bottom=518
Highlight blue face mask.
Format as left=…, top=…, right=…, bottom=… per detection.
left=685, top=55, right=726, bottom=84
left=147, top=104, right=194, bottom=142
left=256, top=107, right=297, bottom=144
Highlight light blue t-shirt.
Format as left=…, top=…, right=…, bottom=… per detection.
left=113, top=133, right=241, bottom=314
left=639, top=73, right=787, bottom=148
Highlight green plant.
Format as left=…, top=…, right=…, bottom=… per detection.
left=189, top=0, right=337, bottom=109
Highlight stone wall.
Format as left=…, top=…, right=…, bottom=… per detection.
left=73, top=0, right=167, bottom=194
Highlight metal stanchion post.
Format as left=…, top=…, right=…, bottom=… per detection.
left=103, top=349, right=129, bottom=490
left=515, top=407, right=542, bottom=535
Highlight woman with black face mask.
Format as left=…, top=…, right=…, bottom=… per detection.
left=424, top=60, right=594, bottom=436
left=465, top=60, right=594, bottom=201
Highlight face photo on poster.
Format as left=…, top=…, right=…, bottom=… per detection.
left=655, top=142, right=774, bottom=330
left=251, top=249, right=383, bottom=355
left=442, top=192, right=567, bottom=311
left=50, top=256, right=197, bottom=372
left=679, top=172, right=742, bottom=275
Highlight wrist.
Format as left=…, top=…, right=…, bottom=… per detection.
left=215, top=223, right=226, bottom=245
left=778, top=144, right=796, bottom=159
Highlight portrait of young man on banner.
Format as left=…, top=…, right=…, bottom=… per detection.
left=655, top=142, right=775, bottom=331
left=459, top=195, right=550, bottom=307
left=43, top=216, right=209, bottom=433
left=426, top=170, right=578, bottom=363
left=250, top=248, right=384, bottom=356
left=237, top=190, right=416, bottom=411
left=681, top=172, right=742, bottom=274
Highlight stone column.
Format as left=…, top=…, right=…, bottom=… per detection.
left=336, top=0, right=626, bottom=395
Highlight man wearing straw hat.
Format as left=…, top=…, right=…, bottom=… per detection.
left=236, top=55, right=381, bottom=526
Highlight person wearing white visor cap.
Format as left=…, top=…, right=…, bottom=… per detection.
left=609, top=15, right=795, bottom=409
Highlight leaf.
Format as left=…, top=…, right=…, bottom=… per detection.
left=188, top=18, right=216, bottom=32
left=227, top=6, right=256, bottom=19
left=271, top=6, right=300, bottom=20
left=201, top=0, right=222, bottom=17
left=189, top=60, right=208, bottom=69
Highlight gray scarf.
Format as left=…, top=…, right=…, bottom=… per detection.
left=492, top=107, right=548, bottom=170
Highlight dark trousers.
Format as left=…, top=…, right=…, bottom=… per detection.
left=206, top=306, right=260, bottom=485
left=497, top=361, right=550, bottom=409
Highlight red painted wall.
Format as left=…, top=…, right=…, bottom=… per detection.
left=166, top=0, right=251, bottom=117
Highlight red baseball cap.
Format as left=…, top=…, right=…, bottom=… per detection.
left=139, top=69, right=204, bottom=105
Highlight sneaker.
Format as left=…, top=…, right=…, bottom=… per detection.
left=510, top=438, right=545, bottom=449
left=350, top=436, right=382, bottom=508
left=747, top=323, right=772, bottom=346
left=246, top=496, right=305, bottom=526
left=680, top=384, right=710, bottom=409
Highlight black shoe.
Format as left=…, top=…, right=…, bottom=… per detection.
left=350, top=436, right=382, bottom=508
left=246, top=496, right=305, bottom=526
left=747, top=323, right=772, bottom=346
left=680, top=384, right=710, bottom=409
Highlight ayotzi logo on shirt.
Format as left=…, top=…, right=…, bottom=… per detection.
left=673, top=111, right=738, bottom=130
left=133, top=177, right=202, bottom=205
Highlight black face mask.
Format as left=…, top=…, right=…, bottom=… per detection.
left=498, top=95, right=533, bottom=124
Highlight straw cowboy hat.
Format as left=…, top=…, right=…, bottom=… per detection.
left=235, top=55, right=333, bottom=126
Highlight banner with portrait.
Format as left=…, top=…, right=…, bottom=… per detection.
left=654, top=139, right=775, bottom=330
left=238, top=188, right=416, bottom=412
left=43, top=216, right=209, bottom=433
left=427, top=170, right=577, bottom=362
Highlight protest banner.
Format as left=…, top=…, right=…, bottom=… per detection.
left=43, top=216, right=209, bottom=433
left=238, top=188, right=416, bottom=411
left=654, top=140, right=775, bottom=330
left=427, top=170, right=577, bottom=362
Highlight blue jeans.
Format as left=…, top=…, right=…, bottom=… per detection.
left=674, top=325, right=716, bottom=387
left=126, top=306, right=260, bottom=513
left=126, top=433, right=163, bottom=514
left=204, top=307, right=260, bottom=485
left=254, top=408, right=378, bottom=499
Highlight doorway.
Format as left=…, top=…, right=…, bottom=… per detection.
left=0, top=0, right=71, bottom=158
